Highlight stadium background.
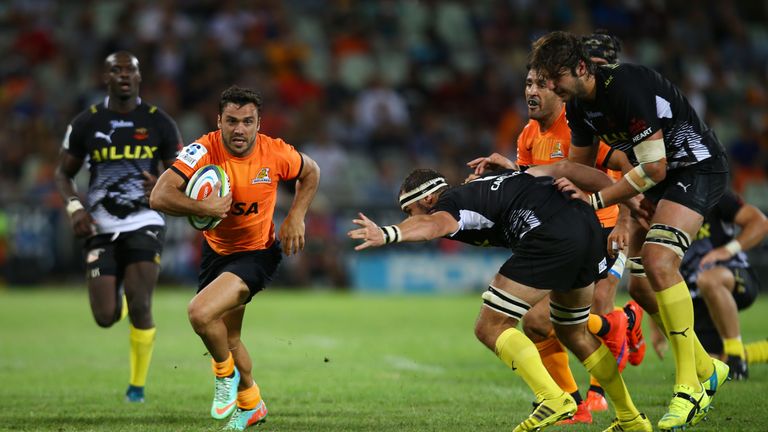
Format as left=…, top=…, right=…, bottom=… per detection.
left=1, top=0, right=767, bottom=292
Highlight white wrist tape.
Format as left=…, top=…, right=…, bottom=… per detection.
left=589, top=192, right=604, bottom=210
left=381, top=225, right=402, bottom=244
left=66, top=198, right=85, bottom=217
left=724, top=239, right=742, bottom=256
left=624, top=165, right=657, bottom=193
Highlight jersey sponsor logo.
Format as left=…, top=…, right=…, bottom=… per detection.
left=632, top=127, right=653, bottom=143
left=599, top=132, right=630, bottom=145
left=251, top=167, right=272, bottom=184
left=177, top=143, right=208, bottom=168
left=90, top=145, right=158, bottom=162
left=231, top=201, right=259, bottom=216
left=133, top=128, right=149, bottom=140
left=585, top=111, right=604, bottom=119
left=604, top=75, right=614, bottom=88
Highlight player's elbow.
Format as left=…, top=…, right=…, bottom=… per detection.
left=642, top=159, right=667, bottom=183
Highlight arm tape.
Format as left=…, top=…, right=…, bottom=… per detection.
left=634, top=138, right=666, bottom=163
left=381, top=225, right=402, bottom=244
left=724, top=239, right=742, bottom=256
left=66, top=198, right=85, bottom=217
left=624, top=165, right=657, bottom=193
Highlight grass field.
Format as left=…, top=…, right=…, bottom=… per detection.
left=0, top=287, right=766, bottom=431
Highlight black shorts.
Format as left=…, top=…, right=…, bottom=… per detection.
left=693, top=266, right=760, bottom=354
left=83, top=226, right=165, bottom=279
left=643, top=154, right=729, bottom=216
left=198, top=240, right=282, bottom=303
left=499, top=201, right=605, bottom=291
left=599, top=226, right=618, bottom=280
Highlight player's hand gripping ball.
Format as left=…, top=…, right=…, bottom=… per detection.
left=185, top=164, right=230, bottom=230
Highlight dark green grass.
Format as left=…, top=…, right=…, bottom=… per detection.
left=0, top=288, right=766, bottom=431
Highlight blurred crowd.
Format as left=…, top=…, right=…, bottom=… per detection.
left=1, top=0, right=767, bottom=286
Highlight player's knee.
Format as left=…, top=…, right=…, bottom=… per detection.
left=93, top=310, right=118, bottom=328
left=187, top=301, right=211, bottom=333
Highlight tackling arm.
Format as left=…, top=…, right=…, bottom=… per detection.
left=590, top=131, right=667, bottom=210
left=527, top=160, right=614, bottom=192
left=349, top=211, right=459, bottom=251
left=729, top=204, right=768, bottom=253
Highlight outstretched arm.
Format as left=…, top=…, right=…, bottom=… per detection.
left=527, top=159, right=614, bottom=192
left=348, top=211, right=459, bottom=251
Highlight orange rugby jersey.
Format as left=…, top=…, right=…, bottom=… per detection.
left=172, top=131, right=303, bottom=255
left=517, top=107, right=621, bottom=227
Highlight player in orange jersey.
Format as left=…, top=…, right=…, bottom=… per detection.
left=150, top=86, right=320, bottom=431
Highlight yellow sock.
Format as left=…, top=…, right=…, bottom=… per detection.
left=212, top=352, right=235, bottom=378
left=693, top=332, right=715, bottom=381
left=656, top=281, right=699, bottom=389
left=746, top=340, right=768, bottom=364
left=535, top=334, right=578, bottom=394
left=723, top=337, right=746, bottom=359
left=583, top=344, right=639, bottom=420
left=587, top=314, right=605, bottom=335
left=129, top=325, right=156, bottom=387
left=237, top=384, right=262, bottom=410
left=589, top=375, right=601, bottom=389
left=496, top=328, right=563, bottom=401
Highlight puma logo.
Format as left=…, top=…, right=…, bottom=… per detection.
left=669, top=327, right=690, bottom=338
left=676, top=182, right=691, bottom=192
left=145, top=229, right=159, bottom=240
left=94, top=130, right=114, bottom=144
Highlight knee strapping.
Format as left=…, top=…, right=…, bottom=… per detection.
left=550, top=301, right=591, bottom=325
left=627, top=256, right=646, bottom=278
left=481, top=286, right=531, bottom=320
left=645, top=223, right=691, bottom=258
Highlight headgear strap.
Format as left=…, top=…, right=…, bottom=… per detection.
left=398, top=177, right=448, bottom=210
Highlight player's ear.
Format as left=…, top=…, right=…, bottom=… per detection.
left=217, top=114, right=222, bottom=130
left=256, top=118, right=261, bottom=132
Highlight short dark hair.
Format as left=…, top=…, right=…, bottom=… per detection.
left=582, top=30, right=622, bottom=64
left=400, top=169, right=445, bottom=195
left=219, top=85, right=263, bottom=114
left=529, top=31, right=595, bottom=80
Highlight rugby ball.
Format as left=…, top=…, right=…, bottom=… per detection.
left=185, top=164, right=230, bottom=231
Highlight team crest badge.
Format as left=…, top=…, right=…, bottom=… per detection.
left=252, top=168, right=271, bottom=184
left=133, top=128, right=149, bottom=140
left=550, top=142, right=564, bottom=159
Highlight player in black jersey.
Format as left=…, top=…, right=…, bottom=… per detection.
left=529, top=31, right=730, bottom=431
left=672, top=190, right=767, bottom=380
left=349, top=166, right=652, bottom=432
left=54, top=51, right=182, bottom=403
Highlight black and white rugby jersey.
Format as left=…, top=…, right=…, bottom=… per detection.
left=434, top=170, right=570, bottom=249
left=62, top=98, right=182, bottom=233
left=681, top=190, right=751, bottom=295
left=566, top=63, right=726, bottom=170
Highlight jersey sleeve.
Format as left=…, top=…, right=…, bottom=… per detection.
left=155, top=108, right=183, bottom=161
left=61, top=112, right=90, bottom=159
left=608, top=67, right=662, bottom=145
left=434, top=190, right=461, bottom=222
left=594, top=141, right=614, bottom=171
left=171, top=139, right=212, bottom=181
left=565, top=103, right=595, bottom=147
left=271, top=137, right=304, bottom=180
